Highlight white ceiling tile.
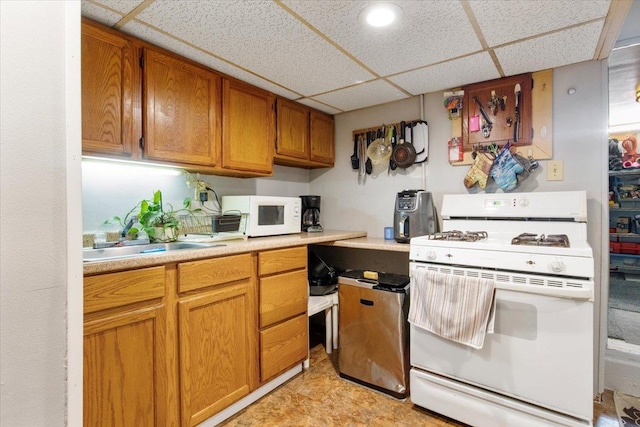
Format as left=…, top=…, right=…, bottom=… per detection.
left=313, top=80, right=409, bottom=112
left=120, top=21, right=300, bottom=99
left=283, top=0, right=483, bottom=76
left=91, top=0, right=146, bottom=15
left=470, top=0, right=610, bottom=46
left=81, top=2, right=125, bottom=25
left=80, top=0, right=635, bottom=113
left=296, top=99, right=343, bottom=115
left=496, top=21, right=605, bottom=76
left=134, top=0, right=374, bottom=96
left=388, top=52, right=501, bottom=95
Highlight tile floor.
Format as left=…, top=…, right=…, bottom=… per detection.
left=221, top=341, right=620, bottom=427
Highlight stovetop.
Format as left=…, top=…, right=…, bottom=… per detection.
left=511, top=233, right=570, bottom=247
left=410, top=220, right=593, bottom=278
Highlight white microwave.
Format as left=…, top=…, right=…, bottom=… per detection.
left=221, top=195, right=301, bottom=237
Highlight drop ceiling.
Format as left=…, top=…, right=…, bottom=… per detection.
left=81, top=0, right=633, bottom=115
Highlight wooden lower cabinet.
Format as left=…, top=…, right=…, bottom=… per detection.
left=83, top=267, right=167, bottom=426
left=177, top=253, right=257, bottom=427
left=260, top=314, right=308, bottom=381
left=84, top=248, right=310, bottom=426
left=84, top=305, right=167, bottom=427
left=258, top=246, right=308, bottom=382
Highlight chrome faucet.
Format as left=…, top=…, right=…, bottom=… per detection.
left=92, top=216, right=149, bottom=249
left=120, top=216, right=139, bottom=239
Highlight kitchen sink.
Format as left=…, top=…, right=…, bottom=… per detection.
left=83, top=242, right=225, bottom=262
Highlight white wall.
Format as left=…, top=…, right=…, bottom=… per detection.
left=82, top=164, right=309, bottom=232
left=0, top=2, right=82, bottom=426
left=310, top=60, right=608, bottom=392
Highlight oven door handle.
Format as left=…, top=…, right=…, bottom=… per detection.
left=495, top=282, right=594, bottom=301
left=410, top=264, right=594, bottom=301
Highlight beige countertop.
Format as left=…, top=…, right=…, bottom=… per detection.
left=83, top=230, right=369, bottom=275
left=317, top=237, right=410, bottom=252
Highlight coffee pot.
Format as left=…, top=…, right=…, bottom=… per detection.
left=300, top=195, right=323, bottom=232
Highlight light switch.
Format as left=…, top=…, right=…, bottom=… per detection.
left=547, top=160, right=564, bottom=181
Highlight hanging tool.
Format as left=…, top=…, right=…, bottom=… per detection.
left=488, top=90, right=500, bottom=115
left=514, top=83, right=521, bottom=142
left=351, top=133, right=359, bottom=170
left=365, top=131, right=373, bottom=175
left=472, top=96, right=493, bottom=138
left=389, top=125, right=397, bottom=172
left=358, top=133, right=366, bottom=184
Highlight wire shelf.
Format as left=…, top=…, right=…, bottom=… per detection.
left=178, top=213, right=245, bottom=236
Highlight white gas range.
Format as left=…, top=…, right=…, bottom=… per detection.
left=409, top=191, right=595, bottom=427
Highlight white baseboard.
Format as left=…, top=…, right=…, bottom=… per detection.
left=605, top=346, right=640, bottom=396
left=197, top=364, right=303, bottom=426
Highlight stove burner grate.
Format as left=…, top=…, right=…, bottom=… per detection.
left=428, top=230, right=488, bottom=242
left=511, top=233, right=570, bottom=247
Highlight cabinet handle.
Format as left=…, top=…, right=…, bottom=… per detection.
left=360, top=299, right=373, bottom=306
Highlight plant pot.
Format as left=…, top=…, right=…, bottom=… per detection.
left=151, top=225, right=178, bottom=243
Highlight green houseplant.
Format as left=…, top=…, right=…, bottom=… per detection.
left=117, top=190, right=198, bottom=243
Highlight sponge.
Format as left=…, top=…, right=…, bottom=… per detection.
left=363, top=270, right=379, bottom=280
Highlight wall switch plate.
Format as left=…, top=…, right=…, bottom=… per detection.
left=547, top=160, right=564, bottom=181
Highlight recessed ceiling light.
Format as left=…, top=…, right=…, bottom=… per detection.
left=361, top=3, right=402, bottom=28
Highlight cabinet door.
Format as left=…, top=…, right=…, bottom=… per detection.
left=275, top=98, right=309, bottom=160
left=260, top=269, right=308, bottom=328
left=143, top=48, right=221, bottom=167
left=222, top=79, right=274, bottom=174
left=258, top=246, right=307, bottom=276
left=260, top=314, right=308, bottom=381
left=84, top=304, right=167, bottom=427
left=310, top=111, right=334, bottom=165
left=81, top=20, right=138, bottom=157
left=178, top=281, right=255, bottom=426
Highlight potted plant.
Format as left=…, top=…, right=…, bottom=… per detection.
left=117, top=190, right=198, bottom=243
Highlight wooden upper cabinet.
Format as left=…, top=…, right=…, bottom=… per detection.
left=275, top=98, right=309, bottom=160
left=222, top=79, right=274, bottom=174
left=310, top=111, right=334, bottom=165
left=81, top=19, right=138, bottom=158
left=143, top=47, right=221, bottom=167
left=274, top=97, right=334, bottom=168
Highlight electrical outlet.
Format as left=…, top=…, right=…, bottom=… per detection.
left=547, top=160, right=564, bottom=181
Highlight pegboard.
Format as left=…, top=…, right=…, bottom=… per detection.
left=461, top=73, right=532, bottom=152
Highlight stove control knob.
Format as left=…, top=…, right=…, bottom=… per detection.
left=550, top=260, right=565, bottom=273
left=426, top=251, right=437, bottom=260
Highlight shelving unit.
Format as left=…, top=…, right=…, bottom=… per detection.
left=609, top=168, right=640, bottom=277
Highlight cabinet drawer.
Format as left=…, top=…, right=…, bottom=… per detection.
left=258, top=246, right=306, bottom=276
left=84, top=266, right=165, bottom=314
left=260, top=269, right=307, bottom=328
left=178, top=253, right=252, bottom=293
left=260, top=314, right=308, bottom=381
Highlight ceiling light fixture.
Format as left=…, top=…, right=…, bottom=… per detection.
left=361, top=3, right=402, bottom=28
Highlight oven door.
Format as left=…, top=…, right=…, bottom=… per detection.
left=409, top=263, right=593, bottom=421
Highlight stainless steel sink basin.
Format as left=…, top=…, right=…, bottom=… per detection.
left=83, top=242, right=225, bottom=262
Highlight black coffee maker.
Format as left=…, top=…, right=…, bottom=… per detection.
left=300, top=195, right=323, bottom=232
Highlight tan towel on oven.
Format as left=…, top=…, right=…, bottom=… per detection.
left=409, top=268, right=496, bottom=349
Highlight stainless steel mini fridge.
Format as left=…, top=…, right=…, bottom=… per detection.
left=338, top=270, right=410, bottom=399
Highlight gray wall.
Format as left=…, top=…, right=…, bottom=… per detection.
left=310, top=60, right=608, bottom=392
left=311, top=62, right=606, bottom=241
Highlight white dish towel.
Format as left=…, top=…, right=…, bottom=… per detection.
left=409, top=268, right=496, bottom=349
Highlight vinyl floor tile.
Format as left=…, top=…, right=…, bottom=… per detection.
left=221, top=343, right=619, bottom=427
